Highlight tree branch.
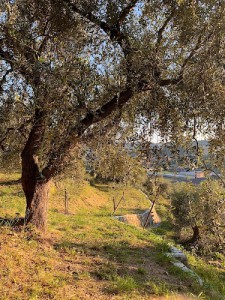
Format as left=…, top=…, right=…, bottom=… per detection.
left=1, top=30, right=38, bottom=83
left=155, top=9, right=175, bottom=51
left=79, top=88, right=133, bottom=129
left=0, top=67, right=13, bottom=92
left=0, top=46, right=14, bottom=63
left=0, top=127, right=14, bottom=151
left=63, top=0, right=134, bottom=49
left=37, top=17, right=53, bottom=57
left=42, top=87, right=133, bottom=179
left=2, top=25, right=39, bottom=68
left=83, top=111, right=122, bottom=142
left=63, top=0, right=111, bottom=35
left=21, top=109, right=46, bottom=160
left=0, top=118, right=32, bottom=151
left=158, top=33, right=210, bottom=87
left=116, top=0, right=139, bottom=26
left=181, top=34, right=203, bottom=71
left=159, top=76, right=182, bottom=86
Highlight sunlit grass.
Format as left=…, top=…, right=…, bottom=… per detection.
left=0, top=173, right=225, bottom=300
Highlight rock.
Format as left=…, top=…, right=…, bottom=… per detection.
left=165, top=246, right=203, bottom=286
left=172, top=261, right=203, bottom=286
left=114, top=207, right=161, bottom=228
left=169, top=246, right=188, bottom=265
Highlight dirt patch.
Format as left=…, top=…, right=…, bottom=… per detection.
left=115, top=207, right=161, bottom=228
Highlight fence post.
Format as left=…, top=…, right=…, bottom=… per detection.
left=65, top=188, right=69, bottom=214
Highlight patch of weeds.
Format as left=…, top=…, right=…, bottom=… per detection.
left=152, top=221, right=175, bottom=237
left=145, top=281, right=171, bottom=296
left=23, top=224, right=42, bottom=240
left=136, top=267, right=148, bottom=276
left=169, top=262, right=225, bottom=300
left=72, top=270, right=91, bottom=280
left=107, top=275, right=138, bottom=294
left=169, top=265, right=191, bottom=280
left=154, top=241, right=170, bottom=253
left=168, top=264, right=201, bottom=294
left=71, top=225, right=84, bottom=230
left=155, top=252, right=174, bottom=266
left=214, top=252, right=225, bottom=264
left=57, top=227, right=67, bottom=231
left=54, top=241, right=78, bottom=255
left=79, top=271, right=91, bottom=279
left=92, top=262, right=118, bottom=280
left=191, top=262, right=225, bottom=299
left=153, top=241, right=174, bottom=266
left=29, top=286, right=56, bottom=299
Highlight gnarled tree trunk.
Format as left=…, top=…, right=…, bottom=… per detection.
left=22, top=176, right=51, bottom=231
left=21, top=108, right=51, bottom=232
left=21, top=151, right=51, bottom=232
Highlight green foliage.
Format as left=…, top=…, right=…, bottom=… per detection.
left=0, top=0, right=224, bottom=233
left=91, top=142, right=148, bottom=186
left=146, top=281, right=170, bottom=296
left=92, top=262, right=118, bottom=281
left=54, top=147, right=87, bottom=185
left=171, top=183, right=199, bottom=229
left=144, top=177, right=172, bottom=198
left=1, top=0, right=225, bottom=176
left=107, top=275, right=138, bottom=294
left=171, top=180, right=225, bottom=254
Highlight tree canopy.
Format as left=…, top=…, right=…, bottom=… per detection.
left=0, top=0, right=224, bottom=229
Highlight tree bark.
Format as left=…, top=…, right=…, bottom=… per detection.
left=181, top=225, right=200, bottom=246
left=21, top=152, right=51, bottom=232
left=23, top=178, right=50, bottom=232
left=190, top=225, right=200, bottom=243
left=21, top=108, right=50, bottom=231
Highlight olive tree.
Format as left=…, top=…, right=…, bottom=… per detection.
left=90, top=142, right=147, bottom=185
left=0, top=0, right=224, bottom=231
left=171, top=181, right=225, bottom=254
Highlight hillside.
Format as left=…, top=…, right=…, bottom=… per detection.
left=0, top=173, right=225, bottom=300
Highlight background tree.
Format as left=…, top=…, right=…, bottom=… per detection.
left=0, top=0, right=224, bottom=231
left=171, top=181, right=225, bottom=254
left=90, top=141, right=147, bottom=186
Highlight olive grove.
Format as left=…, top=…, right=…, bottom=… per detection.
left=0, top=0, right=224, bottom=230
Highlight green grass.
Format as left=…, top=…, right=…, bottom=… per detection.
left=107, top=275, right=138, bottom=294
left=0, top=173, right=225, bottom=300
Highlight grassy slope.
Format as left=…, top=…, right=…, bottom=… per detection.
left=0, top=173, right=225, bottom=300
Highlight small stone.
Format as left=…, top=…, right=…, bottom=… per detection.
left=164, top=271, right=169, bottom=276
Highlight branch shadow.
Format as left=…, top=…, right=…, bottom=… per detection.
left=0, top=179, right=21, bottom=186
left=0, top=216, right=24, bottom=227
left=52, top=237, right=184, bottom=297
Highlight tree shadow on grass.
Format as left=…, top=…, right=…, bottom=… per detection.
left=53, top=239, right=157, bottom=268
left=0, top=216, right=24, bottom=227
left=0, top=179, right=21, bottom=186
left=52, top=232, right=225, bottom=299
left=52, top=238, right=187, bottom=297
left=93, top=184, right=111, bottom=193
